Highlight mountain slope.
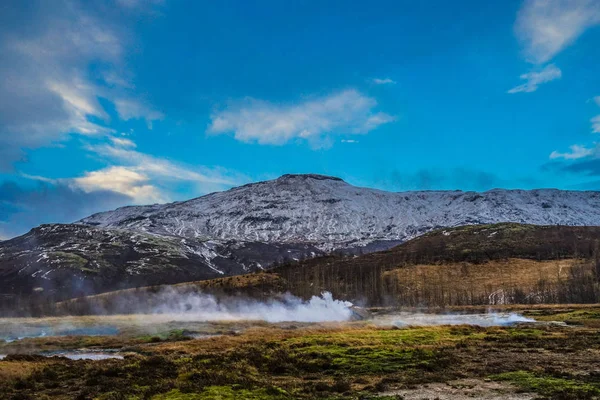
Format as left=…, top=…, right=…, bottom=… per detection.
left=274, top=223, right=600, bottom=305
left=80, top=174, right=600, bottom=250
left=3, top=174, right=600, bottom=308
left=0, top=224, right=322, bottom=306
left=55, top=223, right=600, bottom=315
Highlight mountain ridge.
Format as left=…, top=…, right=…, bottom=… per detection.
left=79, top=174, right=600, bottom=248
left=3, top=174, right=600, bottom=307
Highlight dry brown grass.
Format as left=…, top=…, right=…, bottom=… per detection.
left=2, top=312, right=600, bottom=399
left=0, top=361, right=37, bottom=380
left=173, top=272, right=285, bottom=290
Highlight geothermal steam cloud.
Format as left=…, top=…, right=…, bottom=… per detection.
left=151, top=291, right=355, bottom=323
left=378, top=312, right=535, bottom=327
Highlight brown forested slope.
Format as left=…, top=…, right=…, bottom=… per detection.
left=55, top=223, right=600, bottom=314
left=273, top=223, right=600, bottom=305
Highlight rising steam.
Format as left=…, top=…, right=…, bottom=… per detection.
left=150, top=290, right=355, bottom=323
left=375, top=312, right=535, bottom=327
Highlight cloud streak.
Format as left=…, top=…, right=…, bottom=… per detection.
left=0, top=134, right=250, bottom=238
left=0, top=180, right=131, bottom=240
left=208, top=89, right=395, bottom=146
left=509, top=0, right=599, bottom=94
left=0, top=0, right=162, bottom=170
left=374, top=168, right=518, bottom=192
left=507, top=64, right=562, bottom=93
left=371, top=78, right=396, bottom=85
left=72, top=166, right=165, bottom=204
left=550, top=144, right=594, bottom=160
left=70, top=137, right=245, bottom=204
left=515, top=0, right=600, bottom=64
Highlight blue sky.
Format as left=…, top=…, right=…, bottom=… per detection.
left=1, top=0, right=600, bottom=238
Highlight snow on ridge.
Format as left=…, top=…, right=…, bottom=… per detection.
left=78, top=174, right=600, bottom=247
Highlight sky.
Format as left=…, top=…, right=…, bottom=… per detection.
left=1, top=0, right=600, bottom=239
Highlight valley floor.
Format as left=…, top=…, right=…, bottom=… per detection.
left=1, top=306, right=600, bottom=400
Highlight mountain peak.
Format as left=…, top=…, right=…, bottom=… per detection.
left=79, top=176, right=600, bottom=250
left=276, top=174, right=344, bottom=182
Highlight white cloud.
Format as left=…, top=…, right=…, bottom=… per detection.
left=341, top=139, right=359, bottom=143
left=114, top=98, right=164, bottom=129
left=508, top=64, right=562, bottom=93
left=14, top=136, right=247, bottom=208
left=72, top=166, right=164, bottom=204
left=591, top=96, right=600, bottom=133
left=90, top=143, right=237, bottom=186
left=116, top=0, right=165, bottom=9
left=0, top=179, right=132, bottom=239
left=550, top=144, right=594, bottom=160
left=515, top=0, right=600, bottom=64
left=592, top=116, right=600, bottom=134
left=110, top=136, right=137, bottom=148
left=371, top=78, right=396, bottom=85
left=76, top=140, right=246, bottom=203
left=0, top=1, right=163, bottom=170
left=208, top=89, right=395, bottom=145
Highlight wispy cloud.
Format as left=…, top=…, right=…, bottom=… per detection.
left=592, top=116, right=600, bottom=134
left=116, top=0, right=165, bottom=9
left=371, top=78, right=396, bottom=85
left=515, top=0, right=600, bottom=64
left=0, top=134, right=249, bottom=237
left=550, top=144, right=594, bottom=160
left=72, top=166, right=164, bottom=204
left=110, top=136, right=137, bottom=148
left=507, top=64, right=562, bottom=93
left=549, top=97, right=600, bottom=170
left=371, top=168, right=516, bottom=192
left=0, top=180, right=131, bottom=239
left=73, top=137, right=245, bottom=203
left=0, top=0, right=163, bottom=170
left=113, top=98, right=164, bottom=129
left=208, top=89, right=395, bottom=146
left=591, top=96, right=600, bottom=134
left=509, top=0, right=600, bottom=94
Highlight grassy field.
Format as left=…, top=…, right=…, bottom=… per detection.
left=2, top=306, right=600, bottom=399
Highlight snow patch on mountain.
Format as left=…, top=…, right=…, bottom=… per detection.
left=79, top=174, right=600, bottom=249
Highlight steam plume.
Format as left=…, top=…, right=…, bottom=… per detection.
left=149, top=290, right=354, bottom=323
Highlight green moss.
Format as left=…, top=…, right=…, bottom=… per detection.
left=278, top=328, right=460, bottom=375
left=533, top=310, right=600, bottom=326
left=491, top=371, right=600, bottom=399
left=137, top=329, right=191, bottom=343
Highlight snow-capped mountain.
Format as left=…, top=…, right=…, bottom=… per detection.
left=81, top=174, right=600, bottom=249
left=3, top=173, right=600, bottom=304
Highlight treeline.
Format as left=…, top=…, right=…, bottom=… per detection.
left=273, top=224, right=600, bottom=307
left=275, top=258, right=600, bottom=307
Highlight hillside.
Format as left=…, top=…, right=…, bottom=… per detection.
left=0, top=224, right=321, bottom=309
left=81, top=174, right=600, bottom=250
left=55, top=223, right=600, bottom=315
left=4, top=174, right=600, bottom=309
left=275, top=223, right=600, bottom=305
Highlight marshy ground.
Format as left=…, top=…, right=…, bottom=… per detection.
left=1, top=306, right=600, bottom=400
